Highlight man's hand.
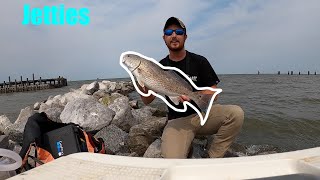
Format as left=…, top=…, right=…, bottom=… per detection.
left=179, top=85, right=219, bottom=103
left=137, top=83, right=148, bottom=93
left=179, top=95, right=190, bottom=102
left=137, top=83, right=155, bottom=105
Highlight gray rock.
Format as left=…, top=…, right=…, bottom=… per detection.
left=108, top=96, right=138, bottom=132
left=48, top=94, right=64, bottom=108
left=44, top=107, right=63, bottom=123
left=85, top=81, right=99, bottom=95
left=0, top=135, right=9, bottom=149
left=33, top=102, right=41, bottom=110
left=109, top=82, right=117, bottom=92
left=39, top=102, right=50, bottom=113
left=60, top=98, right=115, bottom=131
left=93, top=90, right=109, bottom=100
left=131, top=106, right=158, bottom=124
left=143, top=139, right=162, bottom=158
left=128, top=117, right=167, bottom=156
left=14, top=106, right=34, bottom=126
left=4, top=125, right=22, bottom=143
left=60, top=90, right=91, bottom=106
left=4, top=107, right=34, bottom=142
left=129, top=100, right=139, bottom=109
left=99, top=93, right=124, bottom=106
left=8, top=140, right=22, bottom=154
left=191, top=138, right=208, bottom=159
left=80, top=84, right=88, bottom=91
left=0, top=115, right=12, bottom=133
left=98, top=82, right=108, bottom=91
left=116, top=81, right=134, bottom=95
left=94, top=124, right=128, bottom=154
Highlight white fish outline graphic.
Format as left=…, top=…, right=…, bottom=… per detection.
left=120, top=51, right=222, bottom=126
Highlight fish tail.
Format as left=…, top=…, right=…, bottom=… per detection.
left=192, top=88, right=221, bottom=112
left=192, top=92, right=213, bottom=112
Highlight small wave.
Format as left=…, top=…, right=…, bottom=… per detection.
left=301, top=97, right=320, bottom=104
left=230, top=143, right=282, bottom=157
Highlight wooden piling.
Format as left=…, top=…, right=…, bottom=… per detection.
left=33, top=73, right=35, bottom=85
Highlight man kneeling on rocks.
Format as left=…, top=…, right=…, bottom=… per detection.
left=139, top=17, right=244, bottom=158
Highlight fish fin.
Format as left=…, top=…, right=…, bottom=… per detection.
left=192, top=92, right=214, bottom=112
left=137, top=78, right=144, bottom=88
left=168, top=96, right=180, bottom=105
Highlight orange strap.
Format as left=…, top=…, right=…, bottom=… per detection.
left=36, top=147, right=54, bottom=166
left=82, top=131, right=95, bottom=153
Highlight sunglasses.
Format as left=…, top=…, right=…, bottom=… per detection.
left=164, top=29, right=185, bottom=36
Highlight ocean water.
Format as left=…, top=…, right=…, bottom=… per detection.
left=0, top=75, right=319, bottom=153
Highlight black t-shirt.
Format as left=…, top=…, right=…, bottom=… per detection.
left=159, top=51, right=220, bottom=120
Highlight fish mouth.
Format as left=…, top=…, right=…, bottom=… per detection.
left=122, top=54, right=129, bottom=64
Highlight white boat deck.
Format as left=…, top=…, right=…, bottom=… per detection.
left=9, top=147, right=320, bottom=180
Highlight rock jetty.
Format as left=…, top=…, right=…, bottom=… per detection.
left=0, top=80, right=279, bottom=163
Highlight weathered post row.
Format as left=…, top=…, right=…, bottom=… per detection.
left=0, top=74, right=67, bottom=94
left=277, top=71, right=317, bottom=75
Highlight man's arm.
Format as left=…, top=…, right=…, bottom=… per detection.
left=180, top=85, right=219, bottom=102
left=137, top=84, right=155, bottom=105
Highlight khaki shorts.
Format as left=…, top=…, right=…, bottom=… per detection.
left=161, top=104, right=244, bottom=158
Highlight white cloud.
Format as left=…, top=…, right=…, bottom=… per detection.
left=0, top=0, right=319, bottom=81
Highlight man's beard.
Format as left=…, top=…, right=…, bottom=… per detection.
left=166, top=40, right=184, bottom=52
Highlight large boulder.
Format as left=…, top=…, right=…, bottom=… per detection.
left=44, top=94, right=63, bottom=108
left=99, top=93, right=124, bottom=106
left=85, top=81, right=99, bottom=95
left=60, top=98, right=115, bottom=131
left=191, top=138, right=208, bottom=158
left=94, top=124, right=128, bottom=154
left=143, top=139, right=162, bottom=158
left=93, top=90, right=109, bottom=100
left=0, top=115, right=12, bottom=134
left=103, top=81, right=117, bottom=93
left=108, top=96, right=138, bottom=132
left=43, top=107, right=63, bottom=123
left=131, top=106, right=158, bottom=124
left=128, top=117, right=167, bottom=156
left=33, top=102, right=41, bottom=110
left=14, top=106, right=35, bottom=126
left=59, top=90, right=91, bottom=106
left=117, top=81, right=134, bottom=95
left=98, top=82, right=108, bottom=91
left=4, top=107, right=34, bottom=142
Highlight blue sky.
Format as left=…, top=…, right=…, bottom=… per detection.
left=0, top=0, right=319, bottom=81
